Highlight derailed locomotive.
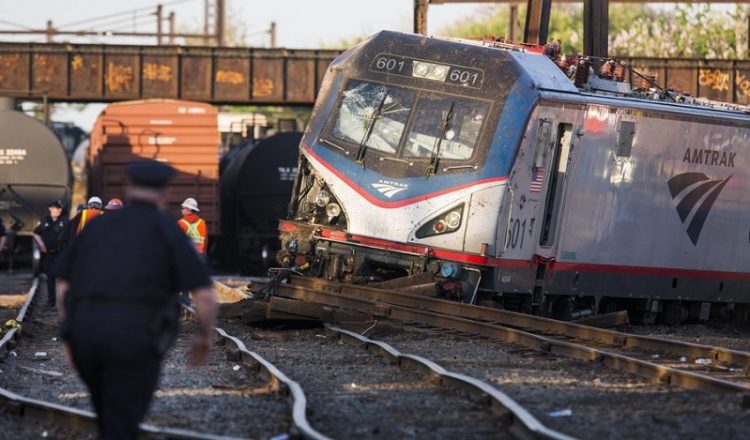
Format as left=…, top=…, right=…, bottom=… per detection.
left=279, top=31, right=750, bottom=323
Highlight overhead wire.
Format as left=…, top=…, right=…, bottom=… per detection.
left=57, top=0, right=197, bottom=29
left=84, top=11, right=156, bottom=32
left=0, top=18, right=34, bottom=31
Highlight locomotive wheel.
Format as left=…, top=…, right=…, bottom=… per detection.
left=31, top=240, right=42, bottom=276
left=662, top=301, right=689, bottom=325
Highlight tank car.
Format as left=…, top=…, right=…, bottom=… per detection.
left=219, top=132, right=302, bottom=274
left=0, top=110, right=71, bottom=269
left=279, top=31, right=750, bottom=324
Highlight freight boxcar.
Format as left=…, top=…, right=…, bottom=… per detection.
left=88, top=99, right=220, bottom=235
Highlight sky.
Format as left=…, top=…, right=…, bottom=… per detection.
left=1, top=0, right=482, bottom=48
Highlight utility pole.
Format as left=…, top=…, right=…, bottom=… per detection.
left=168, top=11, right=175, bottom=45
left=216, top=0, right=225, bottom=46
left=509, top=5, right=519, bottom=42
left=269, top=21, right=276, bottom=48
left=156, top=4, right=163, bottom=45
left=414, top=0, right=428, bottom=35
left=45, top=20, right=54, bottom=42
left=524, top=0, right=551, bottom=46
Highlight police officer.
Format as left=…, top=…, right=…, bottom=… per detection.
left=32, top=200, right=68, bottom=307
left=55, top=159, right=217, bottom=439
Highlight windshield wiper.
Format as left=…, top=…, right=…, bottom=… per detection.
left=355, top=91, right=390, bottom=164
left=427, top=101, right=455, bottom=177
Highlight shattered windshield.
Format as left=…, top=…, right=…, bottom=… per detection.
left=403, top=95, right=487, bottom=160
left=332, top=81, right=414, bottom=155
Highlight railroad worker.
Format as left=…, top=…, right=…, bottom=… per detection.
left=61, top=196, right=104, bottom=246
left=177, top=197, right=208, bottom=306
left=32, top=200, right=68, bottom=308
left=55, top=159, right=217, bottom=440
left=105, top=198, right=124, bottom=211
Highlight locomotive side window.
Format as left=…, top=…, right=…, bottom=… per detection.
left=532, top=120, right=551, bottom=169
left=332, top=81, right=414, bottom=155
left=403, top=95, right=487, bottom=160
left=616, top=121, right=635, bottom=157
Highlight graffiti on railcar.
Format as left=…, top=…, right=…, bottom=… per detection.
left=735, top=72, right=750, bottom=100
left=106, top=61, right=134, bottom=93
left=699, top=68, right=730, bottom=92
left=216, top=70, right=244, bottom=85
left=71, top=55, right=84, bottom=71
left=143, top=63, right=172, bottom=82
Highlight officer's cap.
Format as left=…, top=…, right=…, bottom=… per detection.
left=48, top=200, right=63, bottom=209
left=126, top=159, right=176, bottom=189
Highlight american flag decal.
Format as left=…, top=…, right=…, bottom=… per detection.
left=530, top=167, right=545, bottom=192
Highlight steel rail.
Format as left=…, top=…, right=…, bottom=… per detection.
left=0, top=277, right=38, bottom=350
left=327, top=325, right=575, bottom=440
left=269, top=281, right=750, bottom=399
left=288, top=276, right=750, bottom=368
left=189, top=295, right=331, bottom=440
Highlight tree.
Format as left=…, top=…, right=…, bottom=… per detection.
left=437, top=4, right=749, bottom=60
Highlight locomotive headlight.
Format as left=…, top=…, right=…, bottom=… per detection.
left=415, top=203, right=465, bottom=239
left=325, top=203, right=341, bottom=218
left=412, top=61, right=450, bottom=81
left=444, top=211, right=461, bottom=229
left=315, top=190, right=331, bottom=207
left=413, top=62, right=430, bottom=77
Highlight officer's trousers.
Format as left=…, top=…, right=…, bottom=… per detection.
left=67, top=304, right=163, bottom=440
left=42, top=253, right=58, bottom=306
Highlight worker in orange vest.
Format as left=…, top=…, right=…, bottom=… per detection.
left=61, top=196, right=104, bottom=246
left=178, top=198, right=207, bottom=306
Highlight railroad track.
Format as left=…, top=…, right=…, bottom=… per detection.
left=245, top=275, right=750, bottom=404
left=0, top=276, right=324, bottom=439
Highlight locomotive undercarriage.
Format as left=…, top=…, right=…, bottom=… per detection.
left=278, top=226, right=750, bottom=326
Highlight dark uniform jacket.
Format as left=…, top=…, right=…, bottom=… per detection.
left=55, top=201, right=211, bottom=344
left=33, top=215, right=68, bottom=254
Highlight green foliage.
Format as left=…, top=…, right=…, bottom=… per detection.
left=437, top=4, right=749, bottom=59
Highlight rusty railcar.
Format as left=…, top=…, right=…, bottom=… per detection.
left=87, top=99, right=220, bottom=234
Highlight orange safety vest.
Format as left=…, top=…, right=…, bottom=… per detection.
left=178, top=215, right=207, bottom=254
left=76, top=208, right=102, bottom=235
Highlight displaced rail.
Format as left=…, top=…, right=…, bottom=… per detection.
left=249, top=275, right=750, bottom=403
left=219, top=282, right=571, bottom=439
left=325, top=324, right=573, bottom=440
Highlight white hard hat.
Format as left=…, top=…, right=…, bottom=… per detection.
left=88, top=196, right=103, bottom=207
left=181, top=197, right=199, bottom=212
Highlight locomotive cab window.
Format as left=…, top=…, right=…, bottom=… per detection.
left=616, top=121, right=635, bottom=158
left=331, top=80, right=415, bottom=155
left=402, top=95, right=487, bottom=161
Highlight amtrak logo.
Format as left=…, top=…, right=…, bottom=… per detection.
left=667, top=172, right=732, bottom=245
left=371, top=180, right=407, bottom=198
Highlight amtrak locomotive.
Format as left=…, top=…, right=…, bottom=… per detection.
left=279, top=31, right=750, bottom=324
